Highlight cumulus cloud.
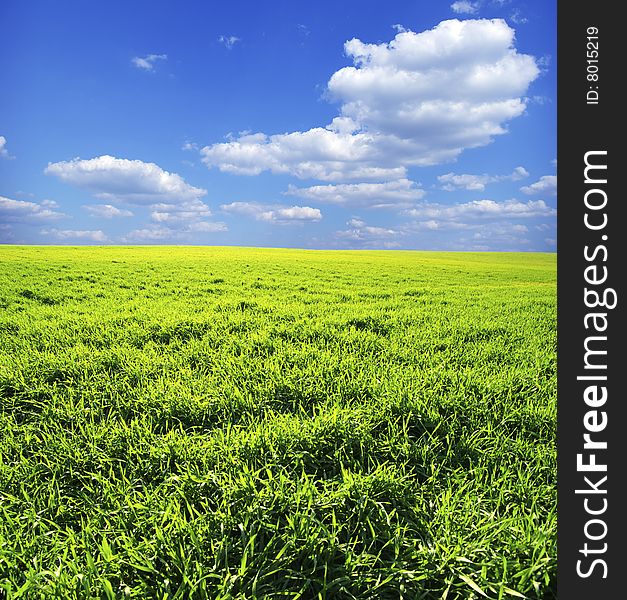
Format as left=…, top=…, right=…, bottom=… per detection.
left=149, top=199, right=213, bottom=223
left=335, top=218, right=402, bottom=247
left=0, top=196, right=66, bottom=221
left=520, top=175, right=557, bottom=196
left=187, top=221, right=228, bottom=232
left=203, top=129, right=405, bottom=181
left=83, top=204, right=134, bottom=218
left=285, top=179, right=425, bottom=209
left=146, top=199, right=228, bottom=234
left=331, top=206, right=552, bottom=250
left=41, top=199, right=59, bottom=208
left=438, top=166, right=528, bottom=191
left=218, top=35, right=241, bottom=49
left=221, top=202, right=322, bottom=224
left=404, top=198, right=555, bottom=222
left=131, top=54, right=167, bottom=71
left=123, top=221, right=227, bottom=243
left=402, top=218, right=543, bottom=251
left=121, top=227, right=178, bottom=242
left=328, top=192, right=555, bottom=250
left=469, top=223, right=531, bottom=245
left=45, top=155, right=207, bottom=205
left=41, top=228, right=107, bottom=242
left=0, top=136, right=14, bottom=159
left=201, top=19, right=539, bottom=182
left=451, top=1, right=480, bottom=14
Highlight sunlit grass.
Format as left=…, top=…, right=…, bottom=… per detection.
left=0, top=246, right=556, bottom=598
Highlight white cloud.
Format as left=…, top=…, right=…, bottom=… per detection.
left=218, top=35, right=241, bottom=49
left=520, top=175, right=557, bottom=196
left=335, top=218, right=402, bottom=247
left=271, top=206, right=322, bottom=221
left=83, top=204, right=134, bottom=218
left=528, top=95, right=550, bottom=105
left=123, top=221, right=227, bottom=242
left=537, top=55, right=551, bottom=69
left=0, top=196, right=66, bottom=222
left=131, top=54, right=167, bottom=71
left=221, top=202, right=322, bottom=224
left=285, top=178, right=425, bottom=209
left=470, top=223, right=531, bottom=243
left=510, top=10, right=528, bottom=25
left=404, top=198, right=555, bottom=221
left=187, top=221, right=228, bottom=233
left=201, top=19, right=539, bottom=182
left=40, top=199, right=59, bottom=208
left=0, top=136, right=14, bottom=159
left=41, top=228, right=107, bottom=242
left=438, top=166, right=528, bottom=191
left=451, top=1, right=480, bottom=14
left=149, top=199, right=213, bottom=223
left=145, top=199, right=229, bottom=234
left=122, top=226, right=179, bottom=242
left=402, top=219, right=537, bottom=251
left=203, top=128, right=405, bottom=181
left=45, top=155, right=207, bottom=205
left=329, top=194, right=554, bottom=250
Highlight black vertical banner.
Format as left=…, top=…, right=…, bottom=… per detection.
left=558, top=2, right=622, bottom=598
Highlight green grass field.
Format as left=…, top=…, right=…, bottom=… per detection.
left=0, top=246, right=556, bottom=599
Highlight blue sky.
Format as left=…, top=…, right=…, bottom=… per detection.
left=1, top=0, right=556, bottom=250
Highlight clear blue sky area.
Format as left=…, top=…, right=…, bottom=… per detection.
left=1, top=0, right=556, bottom=250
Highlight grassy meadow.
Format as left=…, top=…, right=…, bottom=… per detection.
left=0, top=246, right=556, bottom=599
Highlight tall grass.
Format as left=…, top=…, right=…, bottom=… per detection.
left=0, top=246, right=556, bottom=598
